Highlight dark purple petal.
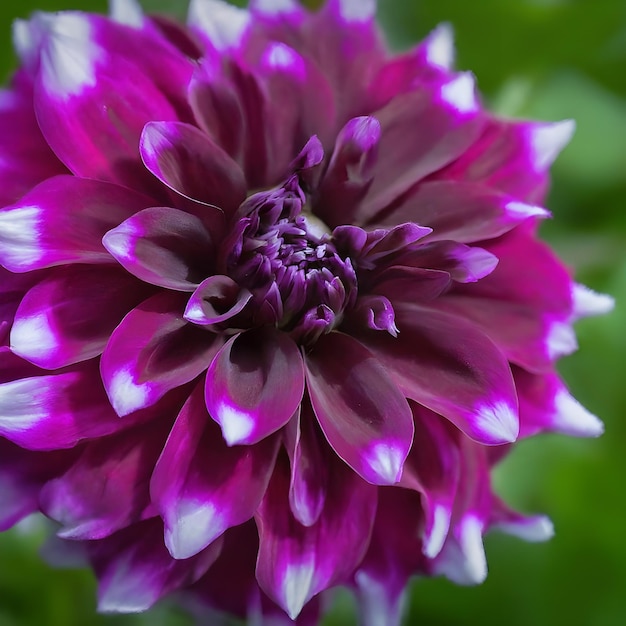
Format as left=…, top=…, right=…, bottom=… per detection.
left=103, top=207, right=214, bottom=291
left=358, top=304, right=519, bottom=445
left=356, top=75, right=485, bottom=222
left=305, top=332, right=414, bottom=485
left=151, top=381, right=280, bottom=559
left=0, top=176, right=154, bottom=272
left=369, top=266, right=451, bottom=306
left=375, top=180, right=549, bottom=242
left=283, top=403, right=330, bottom=527
left=205, top=328, right=305, bottom=445
left=101, top=291, right=221, bottom=417
left=184, top=275, right=252, bottom=328
left=0, top=360, right=150, bottom=451
left=11, top=265, right=153, bottom=369
left=88, top=518, right=221, bottom=613
left=40, top=415, right=173, bottom=540
left=255, top=454, right=377, bottom=619
left=140, top=121, right=247, bottom=212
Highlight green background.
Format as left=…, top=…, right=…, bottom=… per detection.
left=1, top=1, right=625, bottom=624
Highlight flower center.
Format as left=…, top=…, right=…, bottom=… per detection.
left=224, top=175, right=357, bottom=342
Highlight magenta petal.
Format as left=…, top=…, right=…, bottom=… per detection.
left=376, top=180, right=549, bottom=242
left=255, top=454, right=377, bottom=619
left=205, top=328, right=304, bottom=446
left=89, top=518, right=221, bottom=613
left=40, top=416, right=172, bottom=540
left=101, top=291, right=221, bottom=417
left=371, top=266, right=451, bottom=305
left=305, top=332, right=414, bottom=485
left=0, top=176, right=154, bottom=272
left=184, top=275, right=252, bottom=328
left=359, top=304, right=519, bottom=445
left=11, top=266, right=153, bottom=369
left=151, top=381, right=279, bottom=559
left=283, top=404, right=329, bottom=527
left=0, top=360, right=148, bottom=451
left=103, top=206, right=214, bottom=291
left=140, top=121, right=247, bottom=212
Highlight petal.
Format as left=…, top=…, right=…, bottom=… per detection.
left=205, top=328, right=305, bottom=445
left=40, top=415, right=172, bottom=540
left=305, top=332, right=414, bottom=485
left=11, top=265, right=153, bottom=369
left=151, top=381, right=280, bottom=559
left=283, top=404, right=330, bottom=527
left=0, top=176, right=154, bottom=272
left=184, top=275, right=252, bottom=328
left=89, top=518, right=221, bottom=613
left=376, top=180, right=549, bottom=242
left=101, top=291, right=221, bottom=417
left=188, top=0, right=250, bottom=52
left=358, top=304, right=519, bottom=445
left=140, top=121, right=247, bottom=212
left=370, top=266, right=451, bottom=306
left=33, top=12, right=188, bottom=195
left=489, top=498, right=554, bottom=543
left=357, top=75, right=485, bottom=222
left=0, top=360, right=149, bottom=451
left=255, top=454, right=377, bottom=619
left=103, top=206, right=214, bottom=291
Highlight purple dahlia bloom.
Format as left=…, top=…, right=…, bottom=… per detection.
left=0, top=0, right=614, bottom=623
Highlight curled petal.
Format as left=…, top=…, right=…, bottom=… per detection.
left=205, top=328, right=305, bottom=445
left=305, top=332, right=414, bottom=485
left=184, top=275, right=252, bottom=328
left=103, top=206, right=214, bottom=291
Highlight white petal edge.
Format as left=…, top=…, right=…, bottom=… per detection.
left=425, top=23, right=455, bottom=70
left=440, top=73, right=478, bottom=114
left=166, top=500, right=225, bottom=560
left=107, top=369, right=152, bottom=417
left=10, top=313, right=58, bottom=366
left=495, top=515, right=554, bottom=542
left=109, top=0, right=144, bottom=28
left=337, top=0, right=376, bottom=23
left=188, top=0, right=250, bottom=51
left=0, top=206, right=43, bottom=271
left=552, top=390, right=604, bottom=437
left=474, top=400, right=519, bottom=444
left=572, top=283, right=615, bottom=320
left=530, top=120, right=575, bottom=171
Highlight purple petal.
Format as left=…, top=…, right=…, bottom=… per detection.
left=184, top=275, right=252, bottom=328
left=370, top=266, right=451, bottom=306
left=490, top=498, right=554, bottom=543
left=205, top=328, right=305, bottom=445
left=0, top=360, right=150, bottom=450
left=375, top=180, right=549, bottom=242
left=255, top=454, right=377, bottom=619
left=103, top=206, right=214, bottom=291
left=89, top=518, right=221, bottom=613
left=283, top=404, right=330, bottom=527
left=305, top=332, right=414, bottom=485
left=101, top=291, right=221, bottom=417
left=11, top=266, right=153, bottom=369
left=357, top=75, right=485, bottom=222
left=358, top=303, right=519, bottom=445
left=140, top=121, right=247, bottom=212
left=0, top=176, right=154, bottom=272
left=40, top=416, right=173, bottom=540
left=151, top=381, right=280, bottom=559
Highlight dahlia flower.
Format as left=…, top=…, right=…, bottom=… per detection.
left=0, top=0, right=613, bottom=624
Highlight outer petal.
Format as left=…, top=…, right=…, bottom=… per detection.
left=101, top=291, right=221, bottom=417
left=88, top=518, right=222, bottom=613
left=40, top=414, right=173, bottom=540
left=184, top=275, right=252, bottom=328
left=255, top=454, right=377, bottom=619
left=103, top=207, right=214, bottom=291
left=151, top=381, right=280, bottom=559
left=11, top=265, right=153, bottom=369
left=357, top=304, right=519, bottom=445
left=0, top=176, right=154, bottom=272
left=0, top=360, right=149, bottom=450
left=205, top=328, right=305, bottom=446
left=305, top=332, right=414, bottom=485
left=140, top=121, right=247, bottom=212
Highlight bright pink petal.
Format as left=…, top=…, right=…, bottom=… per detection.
left=358, top=303, right=519, bottom=445
left=151, top=381, right=280, bottom=559
left=11, top=265, right=153, bottom=369
left=305, top=332, right=414, bottom=485
left=101, top=291, right=221, bottom=417
left=255, top=454, right=377, bottom=619
left=140, top=121, right=247, bottom=212
left=205, top=328, right=304, bottom=446
left=0, top=176, right=154, bottom=272
left=103, top=206, right=214, bottom=291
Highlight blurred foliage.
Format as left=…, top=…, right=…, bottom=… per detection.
left=1, top=1, right=625, bottom=625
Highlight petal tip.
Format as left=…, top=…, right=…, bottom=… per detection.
left=553, top=390, right=604, bottom=438
left=425, top=22, right=455, bottom=70
left=530, top=119, right=576, bottom=170
left=475, top=400, right=519, bottom=444
left=440, top=73, right=478, bottom=114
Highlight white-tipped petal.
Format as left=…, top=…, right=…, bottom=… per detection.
left=546, top=320, right=578, bottom=359
left=496, top=515, right=554, bottom=543
left=423, top=504, right=451, bottom=559
left=425, top=23, right=455, bottom=70
left=108, top=369, right=151, bottom=417
left=552, top=390, right=604, bottom=437
left=530, top=120, right=575, bottom=170
left=188, top=0, right=250, bottom=51
left=459, top=517, right=487, bottom=584
left=10, top=313, right=58, bottom=365
left=253, top=0, right=299, bottom=15
left=572, top=283, right=615, bottom=319
left=337, top=0, right=376, bottom=23
left=440, top=73, right=478, bottom=114
left=505, top=201, right=550, bottom=220
left=475, top=400, right=519, bottom=444
left=109, top=0, right=144, bottom=28
left=282, top=559, right=315, bottom=620
left=217, top=404, right=255, bottom=446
